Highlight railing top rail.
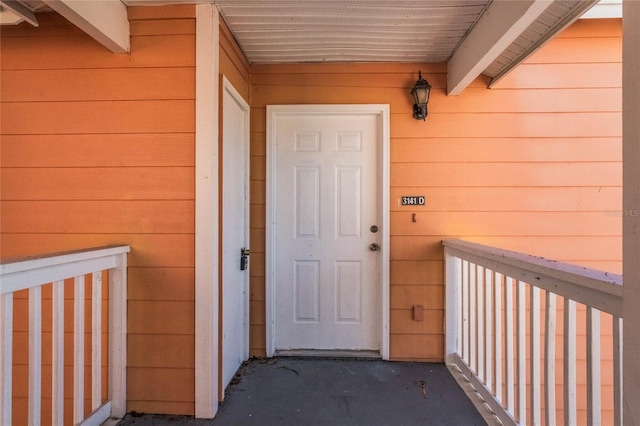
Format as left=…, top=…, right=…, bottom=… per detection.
left=443, top=238, right=623, bottom=316
left=0, top=245, right=131, bottom=295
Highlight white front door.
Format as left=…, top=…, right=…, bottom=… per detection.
left=221, top=78, right=250, bottom=389
left=268, top=105, right=388, bottom=353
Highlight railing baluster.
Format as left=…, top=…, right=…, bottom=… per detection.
left=564, top=299, right=577, bottom=426
left=470, top=263, right=477, bottom=373
left=455, top=257, right=462, bottom=358
left=587, top=307, right=602, bottom=426
left=517, top=280, right=527, bottom=426
left=505, top=276, right=515, bottom=416
left=544, top=292, right=557, bottom=426
left=530, top=286, right=541, bottom=425
left=52, top=280, right=65, bottom=425
left=28, top=286, right=42, bottom=425
left=477, top=265, right=485, bottom=381
left=74, top=275, right=85, bottom=424
left=485, top=268, right=492, bottom=389
left=462, top=260, right=469, bottom=363
left=92, top=271, right=103, bottom=411
left=613, top=316, right=623, bottom=426
left=494, top=272, right=503, bottom=403
left=0, top=293, right=13, bottom=425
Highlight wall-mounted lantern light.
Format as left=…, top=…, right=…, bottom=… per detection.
left=410, top=71, right=431, bottom=121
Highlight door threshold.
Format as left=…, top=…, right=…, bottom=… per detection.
left=274, top=349, right=381, bottom=359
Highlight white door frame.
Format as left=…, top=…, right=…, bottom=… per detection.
left=265, top=104, right=390, bottom=360
left=221, top=76, right=251, bottom=385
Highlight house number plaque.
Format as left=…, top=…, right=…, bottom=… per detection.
left=401, top=196, right=425, bottom=206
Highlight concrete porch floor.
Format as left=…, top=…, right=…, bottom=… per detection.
left=118, top=357, right=487, bottom=426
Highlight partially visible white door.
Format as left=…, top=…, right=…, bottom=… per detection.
left=221, top=78, right=250, bottom=390
left=271, top=109, right=383, bottom=352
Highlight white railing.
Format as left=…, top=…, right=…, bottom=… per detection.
left=444, top=239, right=623, bottom=426
left=0, top=245, right=130, bottom=426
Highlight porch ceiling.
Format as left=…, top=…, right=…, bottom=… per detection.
left=0, top=0, right=601, bottom=93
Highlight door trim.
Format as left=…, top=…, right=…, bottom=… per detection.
left=221, top=75, right=251, bottom=385
left=265, top=104, right=390, bottom=360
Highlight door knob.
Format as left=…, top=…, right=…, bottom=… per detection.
left=369, top=243, right=380, bottom=251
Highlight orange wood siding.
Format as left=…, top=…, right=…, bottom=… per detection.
left=249, top=18, right=622, bottom=362
left=0, top=5, right=197, bottom=417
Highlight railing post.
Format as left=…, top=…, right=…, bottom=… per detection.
left=29, top=286, right=42, bottom=425
left=445, top=248, right=462, bottom=361
left=109, top=252, right=128, bottom=420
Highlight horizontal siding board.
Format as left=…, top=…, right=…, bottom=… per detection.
left=390, top=285, right=444, bottom=309
left=390, top=112, right=621, bottom=139
left=390, top=309, right=444, bottom=334
left=127, top=367, right=194, bottom=402
left=390, top=162, right=621, bottom=187
left=249, top=301, right=265, bottom=325
left=390, top=236, right=622, bottom=262
left=1, top=200, right=195, bottom=234
left=390, top=187, right=621, bottom=212
left=128, top=5, right=196, bottom=20
left=390, top=211, right=621, bottom=236
left=390, top=137, right=622, bottom=163
left=1, top=35, right=196, bottom=70
left=128, top=301, right=194, bottom=335
left=1, top=100, right=195, bottom=135
left=130, top=19, right=195, bottom=36
left=0, top=234, right=195, bottom=267
left=128, top=334, right=195, bottom=368
left=556, top=19, right=621, bottom=38
left=251, top=84, right=394, bottom=106
left=389, top=334, right=443, bottom=361
left=1, top=134, right=195, bottom=168
left=428, top=88, right=621, bottom=113
left=128, top=268, right=195, bottom=301
left=1, top=168, right=194, bottom=200
left=525, top=37, right=621, bottom=63
left=495, top=63, right=622, bottom=89
left=390, top=260, right=443, bottom=285
left=1, top=68, right=195, bottom=102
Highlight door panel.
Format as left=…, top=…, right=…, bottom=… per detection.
left=221, top=80, right=249, bottom=390
left=273, top=112, right=381, bottom=351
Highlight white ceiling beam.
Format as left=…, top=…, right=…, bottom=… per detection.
left=0, top=0, right=38, bottom=26
left=446, top=0, right=551, bottom=96
left=42, top=0, right=130, bottom=53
